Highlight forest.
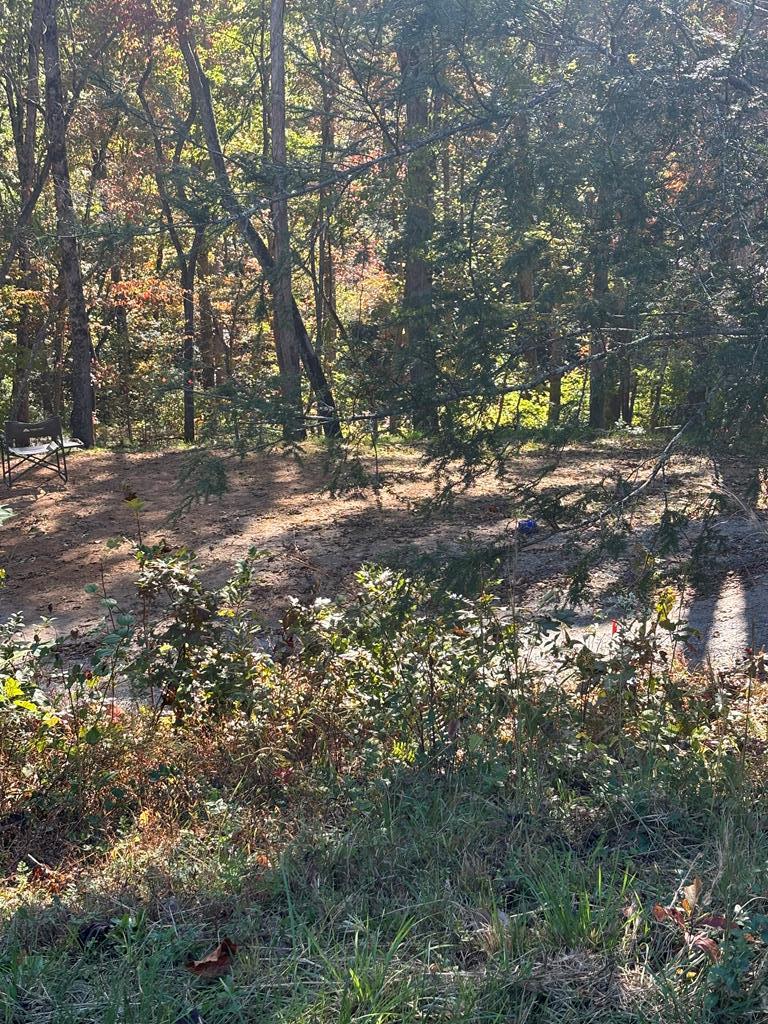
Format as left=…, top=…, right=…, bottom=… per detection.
left=1, top=1, right=768, bottom=1022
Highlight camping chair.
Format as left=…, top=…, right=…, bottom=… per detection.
left=1, top=416, right=83, bottom=487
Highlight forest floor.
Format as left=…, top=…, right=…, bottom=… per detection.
left=1, top=437, right=766, bottom=665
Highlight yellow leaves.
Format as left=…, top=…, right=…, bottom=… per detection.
left=0, top=285, right=48, bottom=321
left=108, top=277, right=181, bottom=312
left=1, top=677, right=24, bottom=701
left=682, top=877, right=702, bottom=916
left=138, top=809, right=155, bottom=830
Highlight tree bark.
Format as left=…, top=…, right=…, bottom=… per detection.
left=137, top=69, right=201, bottom=442
left=180, top=260, right=197, bottom=443
left=589, top=255, right=608, bottom=429
left=110, top=266, right=134, bottom=444
left=4, top=0, right=44, bottom=420
left=397, top=39, right=437, bottom=433
left=174, top=0, right=341, bottom=437
left=589, top=190, right=612, bottom=430
left=314, top=32, right=338, bottom=371
left=270, top=0, right=304, bottom=439
left=197, top=250, right=230, bottom=387
left=40, top=0, right=94, bottom=445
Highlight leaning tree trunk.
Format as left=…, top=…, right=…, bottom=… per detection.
left=270, top=0, right=304, bottom=439
left=174, top=0, right=340, bottom=437
left=40, top=0, right=93, bottom=445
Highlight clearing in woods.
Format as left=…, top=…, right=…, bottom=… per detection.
left=1, top=441, right=766, bottom=664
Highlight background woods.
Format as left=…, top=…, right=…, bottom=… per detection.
left=0, top=0, right=766, bottom=451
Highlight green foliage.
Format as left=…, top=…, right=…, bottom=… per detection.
left=1, top=545, right=768, bottom=1021
left=125, top=544, right=270, bottom=717
left=172, top=449, right=230, bottom=519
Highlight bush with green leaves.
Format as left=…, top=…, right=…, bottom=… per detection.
left=279, top=566, right=532, bottom=767
left=2, top=543, right=760, bottom=878
left=122, top=543, right=273, bottom=718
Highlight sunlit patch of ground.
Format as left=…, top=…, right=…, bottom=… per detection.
left=1, top=441, right=766, bottom=665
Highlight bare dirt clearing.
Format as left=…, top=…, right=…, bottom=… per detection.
left=1, top=442, right=766, bottom=664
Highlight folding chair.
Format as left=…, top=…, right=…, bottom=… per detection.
left=1, top=416, right=84, bottom=487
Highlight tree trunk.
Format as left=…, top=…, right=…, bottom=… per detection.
left=51, top=268, right=66, bottom=416
left=41, top=0, right=93, bottom=445
left=589, top=254, right=608, bottom=430
left=398, top=40, right=437, bottom=433
left=270, top=0, right=303, bottom=439
left=110, top=266, right=133, bottom=444
left=589, top=190, right=611, bottom=430
left=619, top=355, right=633, bottom=425
left=11, top=253, right=34, bottom=422
left=136, top=73, right=202, bottom=444
left=510, top=112, right=539, bottom=372
left=198, top=281, right=217, bottom=391
left=316, top=42, right=337, bottom=371
left=198, top=251, right=229, bottom=387
left=6, top=1, right=44, bottom=421
left=180, top=260, right=196, bottom=443
left=174, top=0, right=341, bottom=437
left=649, top=345, right=669, bottom=428
left=547, top=334, right=563, bottom=426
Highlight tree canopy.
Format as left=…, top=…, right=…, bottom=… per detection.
left=1, top=0, right=766, bottom=456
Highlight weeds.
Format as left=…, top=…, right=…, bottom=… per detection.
left=1, top=546, right=767, bottom=1022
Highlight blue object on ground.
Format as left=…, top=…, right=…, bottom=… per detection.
left=517, top=518, right=538, bottom=536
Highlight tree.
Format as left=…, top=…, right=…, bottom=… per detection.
left=2, top=0, right=43, bottom=420
left=174, top=0, right=341, bottom=438
left=270, top=0, right=304, bottom=439
left=40, top=0, right=93, bottom=445
left=138, top=64, right=206, bottom=443
left=397, top=13, right=437, bottom=432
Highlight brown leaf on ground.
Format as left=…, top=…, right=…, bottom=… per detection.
left=689, top=933, right=720, bottom=960
left=186, top=937, right=238, bottom=979
left=652, top=904, right=686, bottom=928
left=682, top=877, right=702, bottom=914
left=698, top=914, right=728, bottom=929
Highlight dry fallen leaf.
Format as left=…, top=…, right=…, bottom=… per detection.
left=682, top=877, right=702, bottom=914
left=689, top=933, right=720, bottom=960
left=653, top=904, right=686, bottom=928
left=698, top=914, right=728, bottom=930
left=186, top=937, right=238, bottom=979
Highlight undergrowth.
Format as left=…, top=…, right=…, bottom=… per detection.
left=1, top=543, right=767, bottom=1022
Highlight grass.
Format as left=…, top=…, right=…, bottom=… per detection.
left=2, top=558, right=768, bottom=1023
left=3, top=730, right=768, bottom=1022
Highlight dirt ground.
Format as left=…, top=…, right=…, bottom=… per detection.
left=1, top=442, right=766, bottom=665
